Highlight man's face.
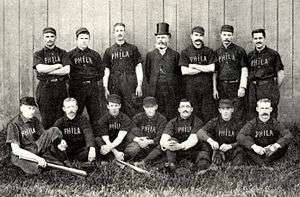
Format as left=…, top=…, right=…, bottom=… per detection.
left=220, top=31, right=233, bottom=46
left=114, top=25, right=126, bottom=42
left=252, top=32, right=265, bottom=50
left=76, top=33, right=90, bottom=49
left=43, top=33, right=56, bottom=48
left=256, top=101, right=272, bottom=121
left=20, top=104, right=36, bottom=119
left=143, top=105, right=158, bottom=118
left=63, top=101, right=78, bottom=118
left=190, top=32, right=204, bottom=48
left=218, top=107, right=234, bottom=121
left=107, top=102, right=121, bottom=116
left=178, top=101, right=193, bottom=119
left=155, top=35, right=169, bottom=49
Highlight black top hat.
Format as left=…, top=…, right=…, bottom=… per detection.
left=155, top=22, right=171, bottom=36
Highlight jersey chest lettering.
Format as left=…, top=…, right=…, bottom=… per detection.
left=189, top=54, right=207, bottom=63
left=109, top=122, right=121, bottom=130
left=218, top=128, right=235, bottom=137
left=74, top=56, right=93, bottom=64
left=177, top=125, right=192, bottom=134
left=21, top=127, right=36, bottom=137
left=63, top=127, right=81, bottom=135
left=141, top=125, right=156, bottom=134
left=250, top=57, right=269, bottom=67
left=218, top=52, right=236, bottom=63
left=111, top=50, right=130, bottom=60
left=255, top=129, right=274, bottom=138
left=44, top=55, right=61, bottom=64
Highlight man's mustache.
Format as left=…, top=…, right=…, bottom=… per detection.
left=262, top=113, right=269, bottom=116
left=256, top=42, right=262, bottom=44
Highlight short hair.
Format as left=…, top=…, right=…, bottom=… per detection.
left=113, top=23, right=126, bottom=30
left=179, top=98, right=192, bottom=106
left=63, top=97, right=77, bottom=106
left=251, top=28, right=266, bottom=38
left=257, top=98, right=271, bottom=106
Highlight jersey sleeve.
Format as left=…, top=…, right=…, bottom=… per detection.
left=127, top=114, right=142, bottom=142
left=95, top=52, right=104, bottom=76
left=239, top=48, right=248, bottom=68
left=94, top=115, right=109, bottom=137
left=153, top=115, right=168, bottom=145
left=120, top=114, right=133, bottom=132
left=133, top=46, right=142, bottom=65
left=163, top=118, right=176, bottom=136
left=274, top=51, right=284, bottom=72
left=33, top=51, right=43, bottom=69
left=275, top=120, right=292, bottom=147
left=102, top=48, right=111, bottom=69
left=61, top=49, right=72, bottom=66
left=179, top=49, right=190, bottom=67
left=237, top=120, right=255, bottom=149
left=196, top=118, right=217, bottom=141
left=33, top=117, right=44, bottom=138
left=6, top=122, right=20, bottom=145
left=207, top=49, right=218, bottom=65
left=80, top=116, right=95, bottom=148
left=145, top=52, right=152, bottom=84
left=191, top=116, right=204, bottom=134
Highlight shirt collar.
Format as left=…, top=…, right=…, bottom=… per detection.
left=75, top=47, right=90, bottom=52
left=19, top=114, right=33, bottom=123
left=255, top=45, right=268, bottom=53
left=113, top=41, right=127, bottom=47
left=43, top=46, right=57, bottom=51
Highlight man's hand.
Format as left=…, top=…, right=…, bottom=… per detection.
left=219, top=144, right=232, bottom=152
left=168, top=140, right=182, bottom=151
left=57, top=139, right=68, bottom=151
left=207, top=138, right=219, bottom=150
left=136, top=85, right=143, bottom=97
left=251, top=144, right=265, bottom=155
left=100, top=144, right=113, bottom=155
left=88, top=147, right=96, bottom=162
left=37, top=157, right=47, bottom=168
left=238, top=87, right=246, bottom=97
left=264, top=143, right=281, bottom=157
left=213, top=89, right=219, bottom=100
left=113, top=150, right=125, bottom=161
left=104, top=87, right=110, bottom=99
left=212, top=150, right=225, bottom=166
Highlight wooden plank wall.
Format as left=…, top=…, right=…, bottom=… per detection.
left=0, top=0, right=299, bottom=128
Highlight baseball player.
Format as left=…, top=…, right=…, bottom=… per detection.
left=197, top=99, right=245, bottom=166
left=247, top=29, right=284, bottom=120
left=103, top=23, right=143, bottom=118
left=53, top=98, right=96, bottom=164
left=145, top=22, right=182, bottom=120
left=68, top=27, right=106, bottom=129
left=94, top=94, right=133, bottom=161
left=179, top=26, right=218, bottom=123
left=6, top=97, right=68, bottom=175
left=237, top=98, right=292, bottom=166
left=124, top=96, right=167, bottom=163
left=213, top=25, right=248, bottom=120
left=33, top=27, right=71, bottom=129
left=159, top=99, right=211, bottom=171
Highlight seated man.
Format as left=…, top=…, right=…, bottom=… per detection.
left=197, top=99, right=245, bottom=166
left=6, top=97, right=67, bottom=175
left=94, top=94, right=132, bottom=161
left=237, top=98, right=292, bottom=166
left=159, top=99, right=209, bottom=171
left=53, top=98, right=96, bottom=164
left=124, top=97, right=167, bottom=163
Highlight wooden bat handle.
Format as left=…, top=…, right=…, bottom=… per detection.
left=47, top=163, right=87, bottom=177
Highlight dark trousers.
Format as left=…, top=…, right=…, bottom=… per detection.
left=36, top=81, right=67, bottom=129
left=66, top=147, right=89, bottom=162
left=186, top=82, right=217, bottom=123
left=155, top=80, right=178, bottom=120
left=109, top=73, right=142, bottom=118
left=69, top=80, right=106, bottom=127
left=95, top=136, right=126, bottom=161
left=124, top=142, right=157, bottom=161
left=248, top=79, right=280, bottom=120
left=218, top=81, right=245, bottom=121
left=11, top=127, right=64, bottom=175
left=244, top=146, right=288, bottom=166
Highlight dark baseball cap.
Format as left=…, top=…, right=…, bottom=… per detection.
left=221, top=25, right=234, bottom=33
left=191, top=26, right=205, bottom=35
left=219, top=99, right=234, bottom=108
left=143, top=96, right=157, bottom=107
left=76, top=27, right=90, bottom=37
left=20, top=96, right=37, bottom=107
left=43, top=27, right=56, bottom=35
left=107, top=94, right=121, bottom=104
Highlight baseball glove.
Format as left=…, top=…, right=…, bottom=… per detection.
left=212, top=150, right=225, bottom=166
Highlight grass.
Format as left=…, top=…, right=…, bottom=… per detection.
left=0, top=129, right=299, bottom=196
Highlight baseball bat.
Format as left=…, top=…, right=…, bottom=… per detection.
left=19, top=155, right=87, bottom=177
left=115, top=159, right=151, bottom=176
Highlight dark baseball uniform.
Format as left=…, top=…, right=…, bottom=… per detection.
left=103, top=42, right=143, bottom=117
left=53, top=115, right=95, bottom=161
left=6, top=114, right=63, bottom=174
left=68, top=47, right=106, bottom=127
left=179, top=45, right=218, bottom=122
left=33, top=46, right=71, bottom=129
left=215, top=43, right=248, bottom=120
left=94, top=111, right=132, bottom=153
left=237, top=117, right=292, bottom=165
left=197, top=116, right=245, bottom=164
left=247, top=46, right=284, bottom=119
left=145, top=48, right=183, bottom=120
left=124, top=112, right=167, bottom=161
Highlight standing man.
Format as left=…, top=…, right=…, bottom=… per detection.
left=213, top=25, right=248, bottom=120
left=237, top=98, right=292, bottom=166
left=68, top=27, right=106, bottom=128
left=94, top=94, right=133, bottom=161
left=247, top=29, right=284, bottom=119
left=53, top=98, right=96, bottom=163
left=145, top=22, right=182, bottom=120
left=179, top=26, right=218, bottom=123
left=33, top=27, right=71, bottom=129
left=103, top=23, right=143, bottom=117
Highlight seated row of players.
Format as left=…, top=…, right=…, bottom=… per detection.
left=6, top=95, right=292, bottom=175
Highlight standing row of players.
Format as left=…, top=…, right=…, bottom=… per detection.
left=6, top=95, right=292, bottom=175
